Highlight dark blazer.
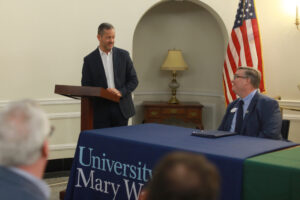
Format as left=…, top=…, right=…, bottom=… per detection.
left=218, top=92, right=282, bottom=140
left=0, top=167, right=48, bottom=200
left=81, top=47, right=138, bottom=120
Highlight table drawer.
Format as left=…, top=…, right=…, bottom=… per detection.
left=143, top=101, right=203, bottom=129
left=146, top=108, right=161, bottom=118
left=186, top=108, right=201, bottom=118
left=161, top=108, right=185, bottom=115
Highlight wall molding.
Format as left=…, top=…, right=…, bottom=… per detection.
left=0, top=98, right=81, bottom=120
left=1, top=97, right=298, bottom=106
left=278, top=100, right=300, bottom=121
left=1, top=97, right=299, bottom=123
left=0, top=98, right=79, bottom=108
left=278, top=99, right=300, bottom=108
left=134, top=91, right=224, bottom=98
left=48, top=112, right=80, bottom=119
left=283, top=114, right=300, bottom=121
left=38, top=98, right=80, bottom=105
left=49, top=144, right=76, bottom=151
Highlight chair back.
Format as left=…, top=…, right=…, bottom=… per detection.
left=281, top=119, right=290, bottom=140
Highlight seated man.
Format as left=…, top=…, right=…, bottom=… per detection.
left=0, top=99, right=52, bottom=200
left=219, top=66, right=282, bottom=139
left=140, top=151, right=220, bottom=200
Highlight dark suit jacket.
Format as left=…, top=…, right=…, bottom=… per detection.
left=218, top=92, right=282, bottom=140
left=81, top=47, right=138, bottom=120
left=0, top=167, right=48, bottom=200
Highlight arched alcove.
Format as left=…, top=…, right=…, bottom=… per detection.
left=132, top=0, right=227, bottom=129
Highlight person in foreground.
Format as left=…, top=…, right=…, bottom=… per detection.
left=139, top=151, right=220, bottom=200
left=219, top=66, right=282, bottom=139
left=82, top=22, right=138, bottom=129
left=0, top=99, right=52, bottom=200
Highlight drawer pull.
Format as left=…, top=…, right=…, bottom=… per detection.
left=190, top=112, right=198, bottom=117
left=151, top=111, right=158, bottom=116
left=170, top=109, right=178, bottom=114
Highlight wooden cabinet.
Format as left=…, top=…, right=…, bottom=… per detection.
left=143, top=101, right=203, bottom=129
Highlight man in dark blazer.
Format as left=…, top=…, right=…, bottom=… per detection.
left=82, top=23, right=138, bottom=129
left=0, top=99, right=52, bottom=200
left=218, top=67, right=282, bottom=140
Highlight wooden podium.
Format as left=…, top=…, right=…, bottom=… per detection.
left=55, top=85, right=120, bottom=200
left=55, top=85, right=120, bottom=131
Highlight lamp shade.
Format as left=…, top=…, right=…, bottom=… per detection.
left=161, top=49, right=188, bottom=71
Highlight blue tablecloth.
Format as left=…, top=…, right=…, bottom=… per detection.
left=65, top=124, right=297, bottom=200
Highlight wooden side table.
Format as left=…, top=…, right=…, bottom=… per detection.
left=143, top=101, right=204, bottom=129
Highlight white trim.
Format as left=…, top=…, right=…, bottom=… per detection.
left=283, top=114, right=300, bottom=121
left=0, top=99, right=81, bottom=119
left=49, top=144, right=77, bottom=151
left=134, top=91, right=224, bottom=98
left=134, top=91, right=170, bottom=96
left=278, top=100, right=300, bottom=108
left=0, top=98, right=80, bottom=108
left=0, top=100, right=10, bottom=107
left=38, top=98, right=79, bottom=105
left=278, top=100, right=300, bottom=121
left=47, top=112, right=80, bottom=119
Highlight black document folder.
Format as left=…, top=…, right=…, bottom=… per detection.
left=191, top=130, right=237, bottom=138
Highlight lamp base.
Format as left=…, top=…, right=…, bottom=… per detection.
left=168, top=95, right=179, bottom=104
left=168, top=71, right=180, bottom=104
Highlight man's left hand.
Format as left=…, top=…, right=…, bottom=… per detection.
left=107, top=88, right=122, bottom=97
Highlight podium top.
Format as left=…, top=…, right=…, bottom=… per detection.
left=55, top=85, right=120, bottom=103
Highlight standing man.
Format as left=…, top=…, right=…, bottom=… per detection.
left=82, top=23, right=138, bottom=129
left=218, top=67, right=282, bottom=139
left=0, top=99, right=52, bottom=200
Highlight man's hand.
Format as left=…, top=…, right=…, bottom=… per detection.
left=107, top=88, right=122, bottom=97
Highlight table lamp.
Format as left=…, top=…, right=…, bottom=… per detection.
left=161, top=49, right=188, bottom=104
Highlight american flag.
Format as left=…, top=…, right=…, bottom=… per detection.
left=223, top=0, right=265, bottom=105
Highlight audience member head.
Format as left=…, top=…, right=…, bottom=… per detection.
left=0, top=99, right=51, bottom=175
left=232, top=66, right=261, bottom=98
left=144, top=151, right=220, bottom=200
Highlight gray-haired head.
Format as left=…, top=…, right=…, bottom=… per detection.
left=237, top=66, right=261, bottom=89
left=0, top=99, right=50, bottom=166
left=98, top=23, right=114, bottom=36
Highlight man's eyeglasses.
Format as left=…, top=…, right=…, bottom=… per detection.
left=233, top=74, right=248, bottom=80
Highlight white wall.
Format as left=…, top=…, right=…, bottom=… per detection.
left=0, top=0, right=300, bottom=159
